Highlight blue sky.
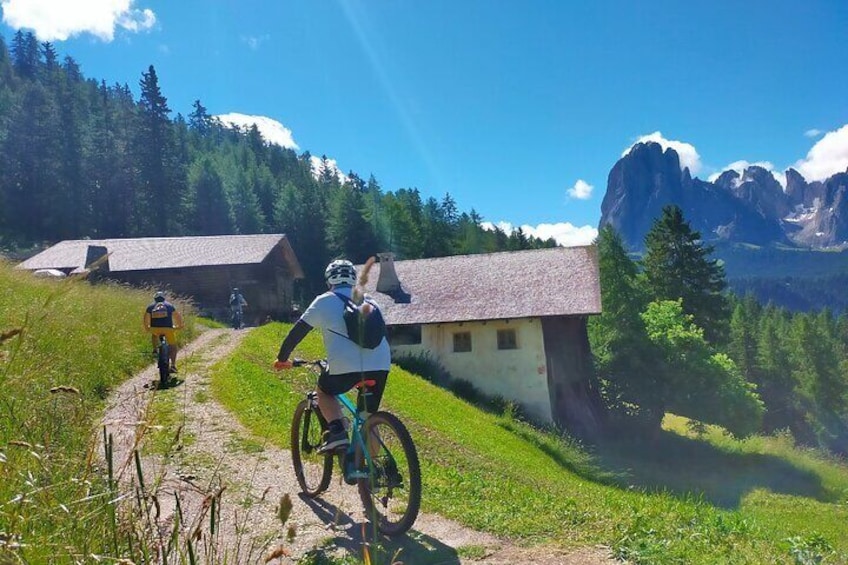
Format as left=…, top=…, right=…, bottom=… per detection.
left=2, top=1, right=847, bottom=245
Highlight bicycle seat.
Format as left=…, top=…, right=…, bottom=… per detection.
left=354, top=379, right=377, bottom=388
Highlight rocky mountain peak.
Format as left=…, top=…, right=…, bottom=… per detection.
left=599, top=146, right=848, bottom=250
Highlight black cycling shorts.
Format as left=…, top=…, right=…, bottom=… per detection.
left=318, top=370, right=388, bottom=413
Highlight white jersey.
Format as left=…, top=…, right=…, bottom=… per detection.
left=300, top=285, right=391, bottom=375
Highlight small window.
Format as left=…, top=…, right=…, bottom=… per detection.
left=387, top=324, right=422, bottom=345
left=453, top=331, right=472, bottom=353
left=497, top=329, right=518, bottom=350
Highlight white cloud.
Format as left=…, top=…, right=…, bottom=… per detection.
left=804, top=129, right=823, bottom=138
left=309, top=155, right=348, bottom=184
left=241, top=34, right=269, bottom=51
left=623, top=131, right=702, bottom=174
left=214, top=113, right=299, bottom=150
left=795, top=124, right=848, bottom=182
left=567, top=179, right=593, bottom=200
left=481, top=221, right=598, bottom=247
left=1, top=0, right=156, bottom=41
left=708, top=160, right=786, bottom=189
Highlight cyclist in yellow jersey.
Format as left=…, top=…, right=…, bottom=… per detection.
left=143, top=291, right=184, bottom=372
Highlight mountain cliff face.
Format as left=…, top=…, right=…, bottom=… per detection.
left=599, top=142, right=848, bottom=250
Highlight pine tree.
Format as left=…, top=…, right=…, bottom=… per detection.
left=186, top=156, right=231, bottom=234
left=188, top=99, right=212, bottom=136
left=326, top=184, right=378, bottom=262
left=135, top=65, right=176, bottom=235
left=456, top=210, right=484, bottom=254
left=640, top=205, right=730, bottom=344
left=11, top=31, right=39, bottom=79
left=382, top=192, right=421, bottom=259
left=589, top=226, right=656, bottom=426
left=421, top=196, right=454, bottom=257
left=1, top=82, right=61, bottom=241
left=728, top=295, right=761, bottom=381
left=274, top=180, right=329, bottom=297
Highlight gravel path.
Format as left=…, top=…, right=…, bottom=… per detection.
left=101, top=327, right=620, bottom=564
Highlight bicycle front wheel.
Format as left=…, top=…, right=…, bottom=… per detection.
left=291, top=399, right=333, bottom=497
left=357, top=411, right=421, bottom=536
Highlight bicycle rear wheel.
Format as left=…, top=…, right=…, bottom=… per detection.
left=157, top=339, right=170, bottom=388
left=356, top=411, right=421, bottom=536
left=291, top=398, right=333, bottom=497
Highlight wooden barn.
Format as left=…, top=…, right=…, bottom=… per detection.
left=17, top=234, right=304, bottom=323
left=360, top=247, right=603, bottom=435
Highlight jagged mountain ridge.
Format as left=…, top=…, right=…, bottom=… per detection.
left=599, top=142, right=848, bottom=251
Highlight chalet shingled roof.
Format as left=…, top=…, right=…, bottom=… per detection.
left=360, top=246, right=601, bottom=325
left=17, top=234, right=303, bottom=277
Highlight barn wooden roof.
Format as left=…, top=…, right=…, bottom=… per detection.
left=361, top=246, right=601, bottom=325
left=17, top=234, right=303, bottom=277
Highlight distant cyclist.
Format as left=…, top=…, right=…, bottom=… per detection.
left=273, top=259, right=390, bottom=452
left=229, top=287, right=248, bottom=328
left=143, top=291, right=183, bottom=372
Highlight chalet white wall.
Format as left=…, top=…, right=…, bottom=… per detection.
left=391, top=318, right=552, bottom=423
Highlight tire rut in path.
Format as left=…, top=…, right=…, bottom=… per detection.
left=102, top=327, right=619, bottom=564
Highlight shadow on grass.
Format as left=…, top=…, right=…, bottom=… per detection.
left=590, top=428, right=828, bottom=509
left=300, top=495, right=460, bottom=564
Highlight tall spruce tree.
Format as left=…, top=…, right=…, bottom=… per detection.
left=187, top=156, right=231, bottom=234
left=589, top=226, right=655, bottom=426
left=135, top=65, right=175, bottom=235
left=728, top=295, right=762, bottom=382
left=640, top=205, right=730, bottom=344
left=326, top=183, right=378, bottom=262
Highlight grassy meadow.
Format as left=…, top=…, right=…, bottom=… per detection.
left=2, top=259, right=847, bottom=564
left=0, top=261, right=197, bottom=562
left=212, top=322, right=848, bottom=565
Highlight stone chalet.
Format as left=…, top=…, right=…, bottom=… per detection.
left=361, top=247, right=602, bottom=431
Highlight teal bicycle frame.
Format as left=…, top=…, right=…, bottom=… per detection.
left=289, top=358, right=421, bottom=536
left=336, top=382, right=378, bottom=484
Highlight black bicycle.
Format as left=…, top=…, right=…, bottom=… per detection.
left=155, top=334, right=171, bottom=388
left=289, top=359, right=421, bottom=536
left=231, top=308, right=243, bottom=330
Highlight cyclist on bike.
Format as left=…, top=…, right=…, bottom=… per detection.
left=229, top=287, right=248, bottom=328
left=143, top=291, right=184, bottom=372
left=274, top=259, right=390, bottom=452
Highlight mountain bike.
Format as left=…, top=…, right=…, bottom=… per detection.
left=289, top=359, right=421, bottom=536
left=231, top=308, right=243, bottom=330
left=155, top=334, right=171, bottom=388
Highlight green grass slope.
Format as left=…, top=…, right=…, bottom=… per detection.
left=212, top=323, right=848, bottom=565
left=0, top=261, right=197, bottom=562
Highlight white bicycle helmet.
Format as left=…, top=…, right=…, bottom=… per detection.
left=325, top=259, right=357, bottom=286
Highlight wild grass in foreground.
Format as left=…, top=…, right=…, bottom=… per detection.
left=211, top=322, right=848, bottom=565
left=0, top=261, right=203, bottom=562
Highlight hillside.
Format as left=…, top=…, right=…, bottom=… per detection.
left=2, top=259, right=848, bottom=563
left=716, top=242, right=848, bottom=311
left=209, top=324, right=848, bottom=564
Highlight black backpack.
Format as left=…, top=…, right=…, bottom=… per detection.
left=330, top=292, right=387, bottom=349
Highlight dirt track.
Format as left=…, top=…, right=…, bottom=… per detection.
left=102, top=327, right=620, bottom=564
